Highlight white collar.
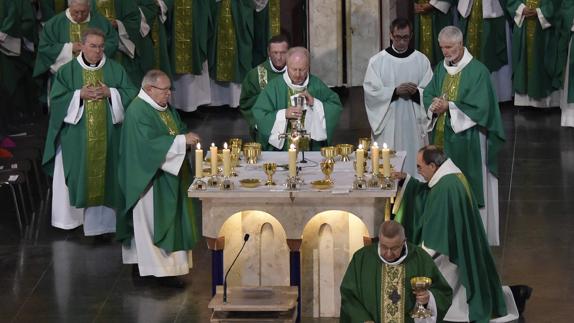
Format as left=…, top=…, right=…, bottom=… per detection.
left=76, top=53, right=106, bottom=71
left=443, top=47, right=473, bottom=75
left=392, top=44, right=408, bottom=55
left=428, top=159, right=462, bottom=187
left=138, top=88, right=168, bottom=111
left=65, top=9, right=91, bottom=24
left=283, top=71, right=309, bottom=92
left=378, top=242, right=409, bottom=265
left=269, top=59, right=286, bottom=73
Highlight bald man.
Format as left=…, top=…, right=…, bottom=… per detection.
left=252, top=46, right=343, bottom=151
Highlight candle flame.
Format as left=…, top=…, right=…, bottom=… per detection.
left=383, top=143, right=388, bottom=149
left=211, top=142, right=215, bottom=147
left=196, top=142, right=201, bottom=150
left=373, top=142, right=379, bottom=148
left=224, top=142, right=228, bottom=149
left=358, top=144, right=363, bottom=150
left=290, top=143, right=296, bottom=150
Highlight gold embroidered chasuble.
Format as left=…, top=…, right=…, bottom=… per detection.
left=381, top=263, right=406, bottom=322
left=434, top=72, right=461, bottom=148
left=174, top=0, right=193, bottom=74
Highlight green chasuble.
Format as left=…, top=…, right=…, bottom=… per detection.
left=33, top=10, right=118, bottom=77
left=340, top=242, right=452, bottom=323
left=506, top=0, right=557, bottom=98
left=117, top=97, right=200, bottom=253
left=457, top=0, right=508, bottom=72
left=137, top=0, right=172, bottom=78
left=165, top=0, right=210, bottom=75
left=208, top=0, right=253, bottom=83
left=91, top=0, right=144, bottom=86
left=239, top=60, right=283, bottom=140
left=395, top=169, right=507, bottom=323
left=414, top=0, right=452, bottom=66
left=39, top=0, right=67, bottom=22
left=252, top=0, right=281, bottom=66
left=42, top=57, right=137, bottom=209
left=423, top=57, right=505, bottom=207
left=252, top=74, right=343, bottom=151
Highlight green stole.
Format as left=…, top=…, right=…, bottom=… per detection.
left=466, top=0, right=483, bottom=60
left=434, top=71, right=461, bottom=149
left=215, top=0, right=236, bottom=81
left=525, top=0, right=540, bottom=78
left=381, top=263, right=406, bottom=322
left=82, top=68, right=107, bottom=206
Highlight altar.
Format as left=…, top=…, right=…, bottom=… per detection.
left=189, top=151, right=405, bottom=318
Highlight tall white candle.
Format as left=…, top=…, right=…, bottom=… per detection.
left=356, top=144, right=364, bottom=177
left=289, top=144, right=297, bottom=177
left=210, top=143, right=218, bottom=176
left=222, top=142, right=231, bottom=177
left=195, top=143, right=203, bottom=178
left=382, top=143, right=391, bottom=177
left=371, top=142, right=379, bottom=175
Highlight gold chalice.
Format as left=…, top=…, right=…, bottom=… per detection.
left=320, top=159, right=335, bottom=183
left=231, top=142, right=242, bottom=161
left=320, top=146, right=337, bottom=162
left=230, top=152, right=239, bottom=176
left=243, top=142, right=261, bottom=164
left=336, top=144, right=354, bottom=162
left=229, top=138, right=243, bottom=150
left=410, top=277, right=433, bottom=319
left=263, top=162, right=277, bottom=186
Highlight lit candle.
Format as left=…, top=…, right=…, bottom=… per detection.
left=382, top=143, right=391, bottom=177
left=289, top=143, right=297, bottom=177
left=371, top=142, right=379, bottom=175
left=222, top=142, right=231, bottom=177
left=210, top=143, right=218, bottom=176
left=356, top=144, right=364, bottom=177
left=195, top=143, right=203, bottom=178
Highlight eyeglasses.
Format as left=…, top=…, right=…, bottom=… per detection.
left=392, top=34, right=412, bottom=41
left=151, top=85, right=172, bottom=92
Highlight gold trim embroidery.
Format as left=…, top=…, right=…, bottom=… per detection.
left=466, top=0, right=483, bottom=60
left=215, top=0, right=237, bottom=82
left=95, top=0, right=116, bottom=21
left=158, top=110, right=179, bottom=136
left=381, top=263, right=405, bottom=323
left=417, top=0, right=433, bottom=62
left=257, top=64, right=268, bottom=89
left=269, top=0, right=280, bottom=37
left=174, top=0, right=193, bottom=74
left=434, top=72, right=461, bottom=148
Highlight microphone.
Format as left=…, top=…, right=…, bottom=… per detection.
left=223, top=233, right=250, bottom=303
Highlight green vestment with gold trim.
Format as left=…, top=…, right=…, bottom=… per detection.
left=137, top=0, right=172, bottom=78
left=252, top=0, right=281, bottom=66
left=340, top=242, right=452, bottom=323
left=117, top=97, right=200, bottom=253
left=423, top=58, right=505, bottom=207
left=395, top=172, right=507, bottom=323
left=42, top=57, right=137, bottom=209
left=414, top=0, right=452, bottom=66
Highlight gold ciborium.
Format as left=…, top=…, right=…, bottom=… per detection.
left=230, top=139, right=242, bottom=160
left=358, top=137, right=371, bottom=158
left=320, top=159, right=335, bottom=183
left=229, top=138, right=243, bottom=149
left=320, top=146, right=337, bottom=162
left=336, top=144, right=354, bottom=162
left=410, top=277, right=433, bottom=319
left=263, top=162, right=277, bottom=186
left=243, top=142, right=261, bottom=164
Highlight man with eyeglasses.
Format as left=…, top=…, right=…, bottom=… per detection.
left=340, top=220, right=452, bottom=323
left=117, top=69, right=201, bottom=287
left=43, top=28, right=137, bottom=239
left=394, top=145, right=519, bottom=322
left=364, top=18, right=433, bottom=178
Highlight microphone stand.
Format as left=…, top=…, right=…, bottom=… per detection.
left=223, top=233, right=250, bottom=304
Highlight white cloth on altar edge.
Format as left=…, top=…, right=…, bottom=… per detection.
left=561, top=37, right=574, bottom=127
left=171, top=61, right=211, bottom=112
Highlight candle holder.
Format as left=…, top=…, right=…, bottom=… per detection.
left=381, top=176, right=395, bottom=190
left=191, top=177, right=207, bottom=190
left=285, top=175, right=300, bottom=190
left=219, top=176, right=234, bottom=190
left=353, top=175, right=367, bottom=190
left=208, top=175, right=220, bottom=187
left=367, top=173, right=381, bottom=188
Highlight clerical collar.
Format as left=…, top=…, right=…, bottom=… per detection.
left=138, top=88, right=168, bottom=111
left=76, top=53, right=105, bottom=71
left=443, top=48, right=473, bottom=75
left=378, top=242, right=408, bottom=265
left=269, top=59, right=286, bottom=73
left=65, top=9, right=90, bottom=24
left=283, top=71, right=309, bottom=92
left=428, top=159, right=462, bottom=188
left=385, top=45, right=414, bottom=58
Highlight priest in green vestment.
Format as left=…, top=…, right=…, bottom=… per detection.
left=413, top=0, right=452, bottom=66
left=0, top=0, right=40, bottom=127
left=424, top=26, right=505, bottom=246
left=33, top=0, right=118, bottom=77
left=42, top=28, right=137, bottom=236
left=252, top=47, right=343, bottom=151
left=90, top=0, right=144, bottom=86
left=394, top=146, right=517, bottom=323
left=117, top=69, right=201, bottom=280
left=340, top=220, right=452, bottom=323
left=240, top=34, right=288, bottom=141
left=252, top=0, right=281, bottom=66
left=506, top=0, right=560, bottom=107
left=137, top=0, right=171, bottom=78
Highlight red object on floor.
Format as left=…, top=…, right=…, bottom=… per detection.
left=0, top=148, right=13, bottom=159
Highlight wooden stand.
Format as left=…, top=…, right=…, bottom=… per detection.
left=209, top=286, right=298, bottom=322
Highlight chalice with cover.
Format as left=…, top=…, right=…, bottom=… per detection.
left=410, top=276, right=433, bottom=319
left=263, top=162, right=277, bottom=186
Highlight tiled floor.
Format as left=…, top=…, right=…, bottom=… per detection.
left=0, top=88, right=571, bottom=322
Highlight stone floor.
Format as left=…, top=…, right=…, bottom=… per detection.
left=0, top=87, right=571, bottom=322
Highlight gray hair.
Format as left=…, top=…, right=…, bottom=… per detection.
left=438, top=26, right=464, bottom=44
left=419, top=145, right=447, bottom=168
left=68, top=0, right=89, bottom=5
left=379, top=221, right=406, bottom=240
left=81, top=28, right=105, bottom=44
left=287, top=46, right=309, bottom=63
left=141, top=69, right=169, bottom=87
